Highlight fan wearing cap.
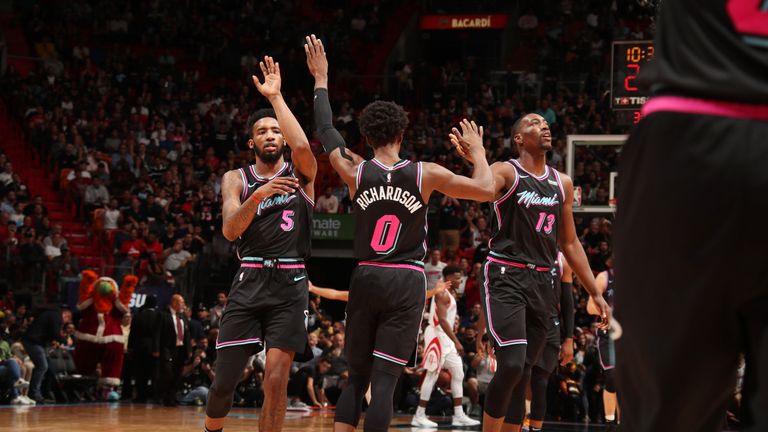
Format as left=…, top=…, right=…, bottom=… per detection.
left=73, top=270, right=137, bottom=391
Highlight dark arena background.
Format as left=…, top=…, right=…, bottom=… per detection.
left=0, top=0, right=747, bottom=431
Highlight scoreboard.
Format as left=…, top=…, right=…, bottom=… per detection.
left=611, top=40, right=654, bottom=124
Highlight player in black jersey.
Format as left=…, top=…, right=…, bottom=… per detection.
left=502, top=252, right=575, bottom=432
left=616, top=2, right=768, bottom=431
left=589, top=258, right=617, bottom=428
left=477, top=112, right=611, bottom=432
left=305, top=34, right=495, bottom=432
left=204, top=56, right=317, bottom=432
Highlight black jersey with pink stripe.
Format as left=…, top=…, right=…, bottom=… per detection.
left=640, top=0, right=768, bottom=104
left=234, top=162, right=313, bottom=259
left=352, top=159, right=427, bottom=263
left=489, top=160, right=564, bottom=267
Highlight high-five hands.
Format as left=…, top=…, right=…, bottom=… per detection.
left=304, top=34, right=328, bottom=87
left=252, top=56, right=282, bottom=99
left=449, top=119, right=484, bottom=164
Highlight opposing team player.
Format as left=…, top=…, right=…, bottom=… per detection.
left=305, top=34, right=495, bottom=432
left=502, top=252, right=575, bottom=432
left=478, top=113, right=611, bottom=432
left=616, top=2, right=768, bottom=430
left=412, top=266, right=481, bottom=427
left=204, top=56, right=316, bottom=432
left=589, top=256, right=617, bottom=429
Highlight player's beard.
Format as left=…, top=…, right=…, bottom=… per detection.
left=254, top=143, right=284, bottom=163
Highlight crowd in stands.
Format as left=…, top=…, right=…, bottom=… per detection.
left=0, top=0, right=684, bottom=425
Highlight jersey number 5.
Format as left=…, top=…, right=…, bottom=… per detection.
left=280, top=210, right=295, bottom=231
left=371, top=214, right=402, bottom=254
left=727, top=0, right=768, bottom=45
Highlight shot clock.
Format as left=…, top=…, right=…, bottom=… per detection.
left=611, top=40, right=654, bottom=123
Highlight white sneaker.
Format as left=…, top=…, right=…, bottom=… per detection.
left=11, top=397, right=25, bottom=405
left=452, top=412, right=481, bottom=426
left=21, top=395, right=36, bottom=405
left=411, top=413, right=438, bottom=428
left=14, top=378, right=29, bottom=390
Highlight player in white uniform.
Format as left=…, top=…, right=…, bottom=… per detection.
left=412, top=266, right=480, bottom=427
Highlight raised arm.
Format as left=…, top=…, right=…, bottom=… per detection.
left=252, top=56, right=317, bottom=187
left=305, top=34, right=364, bottom=194
left=557, top=173, right=611, bottom=325
left=221, top=169, right=298, bottom=241
left=421, top=119, right=495, bottom=202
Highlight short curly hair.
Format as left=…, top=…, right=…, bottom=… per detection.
left=359, top=101, right=409, bottom=149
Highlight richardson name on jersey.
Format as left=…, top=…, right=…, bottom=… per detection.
left=356, top=186, right=423, bottom=214
left=516, top=190, right=559, bottom=208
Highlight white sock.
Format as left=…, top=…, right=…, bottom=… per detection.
left=416, top=406, right=426, bottom=416
left=454, top=405, right=465, bottom=416
left=606, top=414, right=616, bottom=422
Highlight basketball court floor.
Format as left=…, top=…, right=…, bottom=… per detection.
left=0, top=403, right=613, bottom=432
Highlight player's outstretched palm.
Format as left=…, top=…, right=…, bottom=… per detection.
left=252, top=56, right=281, bottom=98
left=304, top=34, right=328, bottom=82
left=449, top=119, right=484, bottom=164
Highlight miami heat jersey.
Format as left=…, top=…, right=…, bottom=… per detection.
left=352, top=159, right=427, bottom=263
left=490, top=160, right=564, bottom=267
left=640, top=0, right=768, bottom=104
left=427, top=293, right=457, bottom=335
left=235, top=162, right=313, bottom=259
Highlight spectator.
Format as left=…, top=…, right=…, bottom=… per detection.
left=315, top=187, right=339, bottom=214
left=102, top=198, right=122, bottom=230
left=84, top=177, right=110, bottom=214
left=127, top=295, right=160, bottom=403
left=21, top=305, right=70, bottom=403
left=424, top=249, right=446, bottom=290
left=154, top=294, right=191, bottom=407
left=210, top=291, right=227, bottom=329
left=164, top=239, right=194, bottom=273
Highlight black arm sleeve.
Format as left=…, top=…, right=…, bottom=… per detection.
left=313, top=88, right=350, bottom=159
left=560, top=282, right=575, bottom=338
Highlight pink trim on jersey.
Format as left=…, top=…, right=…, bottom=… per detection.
left=297, top=187, right=314, bottom=206
left=641, top=95, right=768, bottom=121
left=240, top=263, right=305, bottom=269
left=416, top=161, right=423, bottom=192
left=487, top=255, right=550, bottom=272
left=372, top=350, right=408, bottom=365
left=597, top=335, right=615, bottom=370
left=511, top=159, right=550, bottom=181
left=483, top=261, right=528, bottom=347
left=558, top=252, right=564, bottom=276
left=370, top=158, right=411, bottom=171
left=355, top=161, right=365, bottom=190
left=250, top=162, right=289, bottom=181
left=491, top=170, right=520, bottom=236
left=552, top=169, right=566, bottom=203
left=359, top=261, right=424, bottom=272
left=239, top=168, right=248, bottom=202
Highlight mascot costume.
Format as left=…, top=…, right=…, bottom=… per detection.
left=73, top=270, right=137, bottom=389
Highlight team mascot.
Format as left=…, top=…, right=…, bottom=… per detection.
left=73, top=270, right=137, bottom=391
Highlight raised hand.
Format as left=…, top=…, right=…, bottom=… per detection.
left=304, top=34, right=328, bottom=87
left=449, top=119, right=485, bottom=164
left=252, top=56, right=282, bottom=99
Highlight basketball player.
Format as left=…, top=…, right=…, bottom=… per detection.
left=502, top=252, right=575, bottom=432
left=615, top=2, right=768, bottom=431
left=477, top=113, right=611, bottom=432
left=588, top=256, right=617, bottom=428
left=204, top=56, right=317, bottom=432
left=305, top=34, right=495, bottom=432
left=412, top=265, right=480, bottom=427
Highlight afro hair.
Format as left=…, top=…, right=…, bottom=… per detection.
left=359, top=101, right=409, bottom=149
